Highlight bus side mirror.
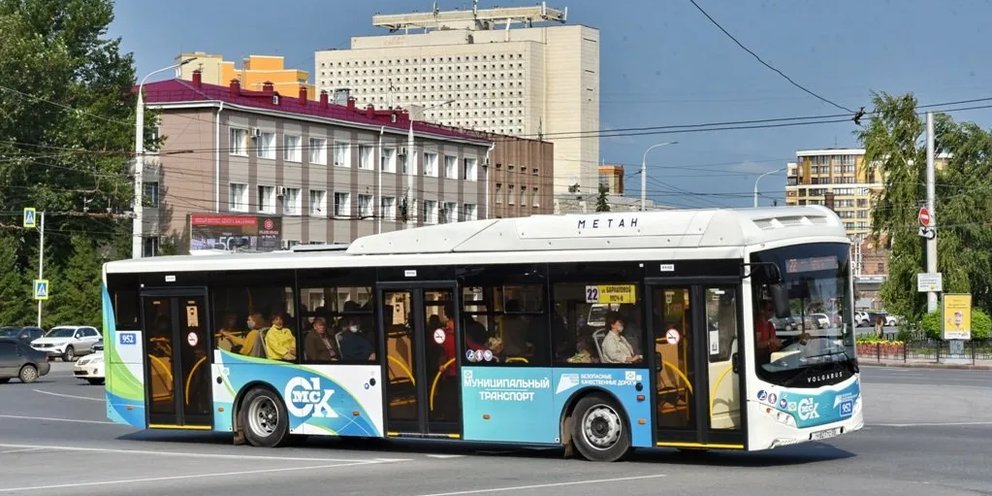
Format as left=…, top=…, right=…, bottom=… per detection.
left=770, top=283, right=791, bottom=318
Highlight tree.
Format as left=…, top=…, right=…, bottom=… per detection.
left=0, top=0, right=140, bottom=269
left=595, top=184, right=611, bottom=212
left=859, top=93, right=992, bottom=321
left=46, top=236, right=102, bottom=326
left=0, top=231, right=30, bottom=325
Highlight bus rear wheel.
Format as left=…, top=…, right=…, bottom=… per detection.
left=571, top=393, right=631, bottom=462
left=240, top=388, right=289, bottom=447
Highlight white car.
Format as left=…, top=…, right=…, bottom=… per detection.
left=73, top=351, right=105, bottom=385
left=30, top=326, right=101, bottom=361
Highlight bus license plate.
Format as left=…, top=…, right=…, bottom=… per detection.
left=810, top=427, right=842, bottom=441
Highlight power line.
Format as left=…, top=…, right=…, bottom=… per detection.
left=686, top=0, right=856, bottom=114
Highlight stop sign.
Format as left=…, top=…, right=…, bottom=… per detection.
left=919, top=207, right=932, bottom=227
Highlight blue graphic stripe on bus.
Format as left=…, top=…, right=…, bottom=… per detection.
left=461, top=367, right=653, bottom=448
left=216, top=351, right=380, bottom=437
left=755, top=379, right=860, bottom=428
left=106, top=391, right=145, bottom=427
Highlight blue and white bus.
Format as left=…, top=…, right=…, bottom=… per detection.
left=102, top=207, right=863, bottom=461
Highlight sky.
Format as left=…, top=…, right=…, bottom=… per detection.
left=109, top=0, right=992, bottom=208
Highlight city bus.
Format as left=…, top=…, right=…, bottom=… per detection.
left=101, top=206, right=863, bottom=461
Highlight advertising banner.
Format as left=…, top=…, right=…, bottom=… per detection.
left=189, top=213, right=281, bottom=253
left=943, top=294, right=972, bottom=340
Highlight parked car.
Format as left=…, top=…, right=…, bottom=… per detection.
left=854, top=311, right=870, bottom=326
left=92, top=338, right=104, bottom=352
left=30, top=325, right=101, bottom=362
left=0, top=337, right=51, bottom=383
left=73, top=351, right=105, bottom=385
left=809, top=313, right=830, bottom=329
left=884, top=314, right=899, bottom=326
left=0, top=326, right=45, bottom=344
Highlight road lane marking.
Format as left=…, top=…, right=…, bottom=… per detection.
left=425, top=454, right=465, bottom=459
left=0, top=414, right=115, bottom=425
left=0, top=447, right=43, bottom=454
left=2, top=461, right=388, bottom=493
left=872, top=421, right=992, bottom=427
left=0, top=442, right=392, bottom=463
left=32, top=389, right=104, bottom=402
left=412, top=474, right=668, bottom=496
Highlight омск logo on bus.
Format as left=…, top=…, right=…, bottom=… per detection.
left=284, top=377, right=338, bottom=418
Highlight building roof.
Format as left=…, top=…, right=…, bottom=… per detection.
left=140, top=78, right=491, bottom=144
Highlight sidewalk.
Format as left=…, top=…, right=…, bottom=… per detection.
left=859, top=357, right=992, bottom=370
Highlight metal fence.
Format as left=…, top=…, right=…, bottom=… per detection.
left=856, top=339, right=992, bottom=364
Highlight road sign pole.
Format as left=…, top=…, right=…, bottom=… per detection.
left=925, top=112, right=938, bottom=313
left=37, top=211, right=44, bottom=327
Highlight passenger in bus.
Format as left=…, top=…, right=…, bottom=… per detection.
left=304, top=317, right=338, bottom=362
left=464, top=318, right=489, bottom=351
left=216, top=312, right=246, bottom=352
left=264, top=313, right=297, bottom=361
left=755, top=300, right=782, bottom=362
left=338, top=317, right=375, bottom=361
left=240, top=312, right=268, bottom=358
left=487, top=336, right=504, bottom=362
left=567, top=337, right=596, bottom=364
left=600, top=312, right=643, bottom=364
left=439, top=301, right=458, bottom=375
left=500, top=299, right=529, bottom=358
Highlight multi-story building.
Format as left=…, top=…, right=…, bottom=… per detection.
left=178, top=52, right=317, bottom=100
left=476, top=133, right=554, bottom=219
left=314, top=4, right=599, bottom=210
left=785, top=149, right=878, bottom=239
left=598, top=164, right=624, bottom=194
left=138, top=71, right=490, bottom=254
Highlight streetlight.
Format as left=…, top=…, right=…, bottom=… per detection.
left=641, top=141, right=678, bottom=211
left=133, top=57, right=196, bottom=259
left=752, top=167, right=785, bottom=208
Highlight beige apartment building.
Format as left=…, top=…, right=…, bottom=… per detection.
left=138, top=72, right=490, bottom=254
left=314, top=4, right=600, bottom=210
left=177, top=52, right=317, bottom=99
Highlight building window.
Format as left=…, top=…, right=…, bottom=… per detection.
left=230, top=128, right=248, bottom=156
left=258, top=185, right=275, bottom=213
left=422, top=200, right=438, bottom=224
left=257, top=132, right=276, bottom=160
left=444, top=155, right=457, bottom=178
left=359, top=145, right=374, bottom=170
left=532, top=187, right=540, bottom=207
left=309, top=138, right=327, bottom=165
left=283, top=187, right=301, bottom=216
left=399, top=151, right=409, bottom=174
left=463, top=157, right=478, bottom=181
left=380, top=147, right=397, bottom=173
left=508, top=185, right=515, bottom=205
left=381, top=196, right=396, bottom=220
left=358, top=194, right=373, bottom=218
left=334, top=192, right=351, bottom=218
left=143, top=181, right=159, bottom=208
left=229, top=183, right=248, bottom=212
left=284, top=135, right=302, bottom=162
left=441, top=201, right=458, bottom=223
left=307, top=189, right=325, bottom=216
left=333, top=142, right=350, bottom=167
left=423, top=152, right=438, bottom=177
left=463, top=203, right=477, bottom=221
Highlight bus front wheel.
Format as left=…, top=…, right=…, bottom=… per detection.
left=240, top=387, right=290, bottom=447
left=571, top=393, right=631, bottom=462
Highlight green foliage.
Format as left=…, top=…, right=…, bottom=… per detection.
left=595, top=184, right=611, bottom=212
left=921, top=311, right=942, bottom=340
left=0, top=1, right=139, bottom=325
left=0, top=231, right=31, bottom=325
left=46, top=236, right=102, bottom=326
left=972, top=308, right=990, bottom=340
left=859, top=92, right=992, bottom=322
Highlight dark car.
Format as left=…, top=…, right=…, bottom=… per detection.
left=0, top=337, right=51, bottom=383
left=0, top=326, right=45, bottom=344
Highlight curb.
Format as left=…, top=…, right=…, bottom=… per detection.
left=860, top=361, right=992, bottom=371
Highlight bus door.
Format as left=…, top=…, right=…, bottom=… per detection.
left=648, top=283, right=745, bottom=449
left=378, top=284, right=461, bottom=438
left=140, top=289, right=213, bottom=429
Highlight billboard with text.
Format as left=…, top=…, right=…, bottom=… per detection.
left=189, top=213, right=281, bottom=254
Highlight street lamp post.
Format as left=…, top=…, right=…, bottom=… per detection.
left=752, top=167, right=785, bottom=208
left=133, top=58, right=196, bottom=259
left=640, top=141, right=678, bottom=211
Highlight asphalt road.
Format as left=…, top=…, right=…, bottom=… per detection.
left=0, top=362, right=990, bottom=496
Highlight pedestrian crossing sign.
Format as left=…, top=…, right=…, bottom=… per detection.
left=23, top=208, right=36, bottom=229
left=34, top=279, right=49, bottom=301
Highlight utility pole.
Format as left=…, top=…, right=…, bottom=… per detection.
left=926, top=112, right=938, bottom=313
left=36, top=212, right=44, bottom=327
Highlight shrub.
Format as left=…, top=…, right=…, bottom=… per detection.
left=920, top=308, right=990, bottom=340
left=921, top=311, right=942, bottom=340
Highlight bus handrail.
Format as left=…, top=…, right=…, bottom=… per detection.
left=708, top=364, right=734, bottom=420
left=388, top=355, right=416, bottom=386
left=185, top=356, right=207, bottom=406
left=429, top=358, right=456, bottom=412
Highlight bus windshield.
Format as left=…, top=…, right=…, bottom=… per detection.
left=751, top=243, right=857, bottom=388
